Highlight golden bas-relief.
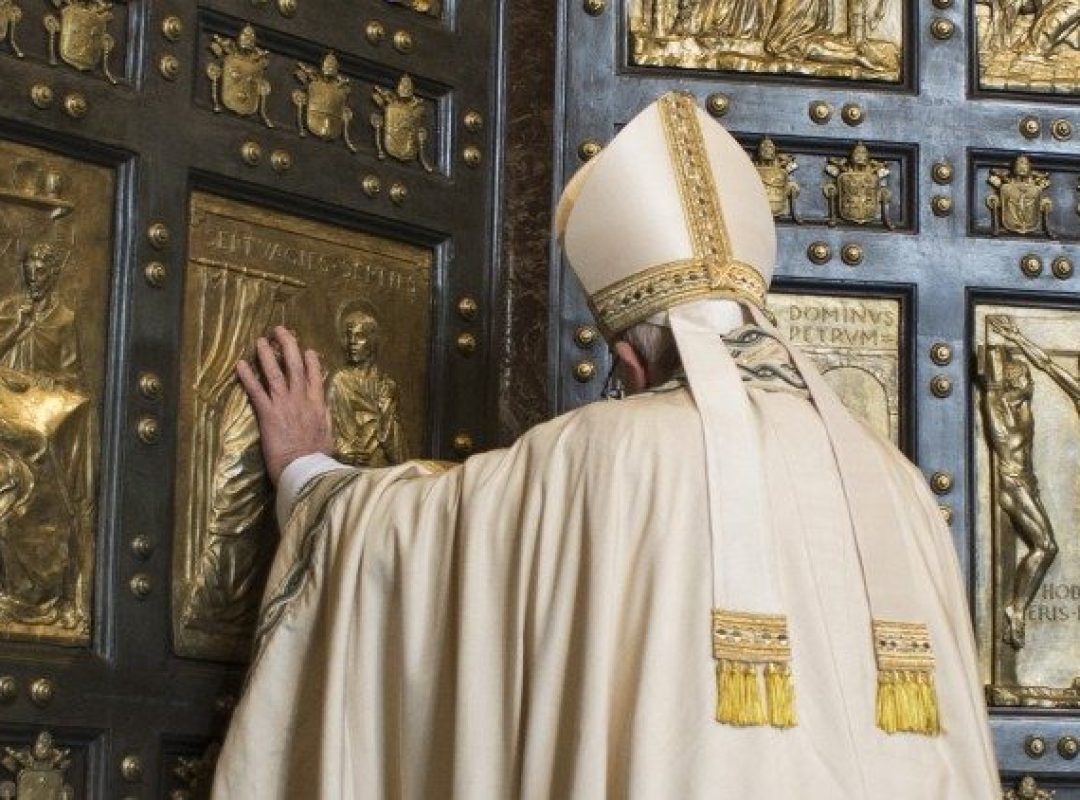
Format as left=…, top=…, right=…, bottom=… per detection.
left=768, top=294, right=901, bottom=442
left=0, top=141, right=112, bottom=646
left=976, top=0, right=1080, bottom=94
left=174, top=193, right=432, bottom=661
left=629, top=0, right=903, bottom=80
left=974, top=305, right=1080, bottom=707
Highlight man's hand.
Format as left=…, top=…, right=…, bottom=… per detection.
left=236, top=326, right=333, bottom=486
left=989, top=314, right=1021, bottom=340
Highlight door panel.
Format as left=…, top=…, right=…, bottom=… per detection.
left=0, top=0, right=501, bottom=795
left=554, top=0, right=1080, bottom=791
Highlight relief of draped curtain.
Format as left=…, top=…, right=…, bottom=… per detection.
left=181, top=263, right=304, bottom=639
left=763, top=0, right=833, bottom=57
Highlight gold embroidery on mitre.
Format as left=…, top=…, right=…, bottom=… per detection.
left=589, top=257, right=767, bottom=338
left=873, top=620, right=940, bottom=736
left=586, top=92, right=768, bottom=337
left=712, top=609, right=796, bottom=729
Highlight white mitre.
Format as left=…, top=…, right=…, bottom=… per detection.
left=556, top=91, right=775, bottom=338
left=555, top=92, right=943, bottom=738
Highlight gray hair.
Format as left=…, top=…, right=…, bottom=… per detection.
left=620, top=321, right=681, bottom=386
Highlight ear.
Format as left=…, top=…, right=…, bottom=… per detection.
left=613, top=339, right=647, bottom=394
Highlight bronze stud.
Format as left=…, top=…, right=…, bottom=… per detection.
left=457, top=296, right=478, bottom=320
left=841, top=242, right=863, bottom=266
left=930, top=471, right=954, bottom=494
left=393, top=30, right=414, bottom=54
left=1025, top=735, right=1047, bottom=758
left=159, top=54, right=180, bottom=81
left=29, top=677, right=55, bottom=707
left=583, top=0, right=606, bottom=14
left=1051, top=119, right=1073, bottom=141
left=1052, top=256, right=1074, bottom=280
left=270, top=149, right=292, bottom=173
left=455, top=332, right=477, bottom=356
left=120, top=754, right=143, bottom=783
left=930, top=18, right=955, bottom=39
left=241, top=140, right=262, bottom=166
left=929, top=342, right=953, bottom=366
left=147, top=223, right=170, bottom=249
left=841, top=103, right=864, bottom=126
left=464, top=110, right=483, bottom=132
left=361, top=174, right=382, bottom=198
left=938, top=505, right=953, bottom=525
left=452, top=432, right=473, bottom=456
left=931, top=0, right=952, bottom=8
left=931, top=195, right=953, bottom=216
left=365, top=20, right=386, bottom=45
left=1020, top=254, right=1043, bottom=277
left=1019, top=115, right=1041, bottom=139
left=578, top=139, right=602, bottom=161
left=63, top=92, right=88, bottom=119
left=278, top=0, right=298, bottom=15
left=808, top=101, right=832, bottom=124
left=389, top=182, right=407, bottom=205
left=161, top=15, right=183, bottom=41
left=807, top=241, right=832, bottom=264
left=130, top=535, right=153, bottom=561
left=144, top=262, right=167, bottom=288
left=574, top=360, right=597, bottom=382
left=706, top=93, right=730, bottom=118
left=1058, top=736, right=1079, bottom=759
left=129, top=573, right=152, bottom=599
left=930, top=374, right=953, bottom=398
left=574, top=325, right=598, bottom=348
left=137, top=416, right=160, bottom=445
left=463, top=146, right=482, bottom=167
left=0, top=676, right=15, bottom=704
left=30, top=83, right=54, bottom=109
left=931, top=161, right=954, bottom=184
left=137, top=372, right=163, bottom=401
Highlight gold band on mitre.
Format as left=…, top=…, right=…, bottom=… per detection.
left=586, top=91, right=769, bottom=338
left=873, top=619, right=940, bottom=736
left=712, top=609, right=796, bottom=729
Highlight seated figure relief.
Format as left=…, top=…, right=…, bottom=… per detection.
left=0, top=242, right=92, bottom=633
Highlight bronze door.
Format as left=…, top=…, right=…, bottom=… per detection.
left=0, top=1, right=501, bottom=796
left=554, top=0, right=1080, bottom=793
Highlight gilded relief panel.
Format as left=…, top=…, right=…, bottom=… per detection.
left=974, top=304, right=1080, bottom=707
left=768, top=293, right=901, bottom=443
left=0, top=140, right=113, bottom=646
left=629, top=0, right=903, bottom=80
left=971, top=153, right=1080, bottom=243
left=174, top=192, right=433, bottom=661
left=976, top=0, right=1080, bottom=94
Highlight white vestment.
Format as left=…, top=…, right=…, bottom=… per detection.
left=213, top=370, right=998, bottom=799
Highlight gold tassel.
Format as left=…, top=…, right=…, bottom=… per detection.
left=715, top=659, right=767, bottom=726
left=765, top=662, right=796, bottom=728
left=873, top=620, right=940, bottom=736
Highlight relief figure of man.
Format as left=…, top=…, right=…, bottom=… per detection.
left=327, top=306, right=406, bottom=467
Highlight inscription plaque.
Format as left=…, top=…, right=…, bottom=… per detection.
left=0, top=140, right=113, bottom=646
left=974, top=304, right=1080, bottom=707
left=173, top=192, right=433, bottom=661
left=768, top=293, right=901, bottom=443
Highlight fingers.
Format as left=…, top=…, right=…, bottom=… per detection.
left=274, top=326, right=307, bottom=393
left=236, top=359, right=270, bottom=412
left=303, top=349, right=324, bottom=397
left=255, top=336, right=287, bottom=396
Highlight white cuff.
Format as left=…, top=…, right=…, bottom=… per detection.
left=275, top=453, right=348, bottom=528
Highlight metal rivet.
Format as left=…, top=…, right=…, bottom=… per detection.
left=1025, top=735, right=1047, bottom=758
left=130, top=573, right=152, bottom=599
left=808, top=101, right=832, bottom=124
left=455, top=332, right=477, bottom=356
left=463, top=146, right=482, bottom=167
left=30, top=83, right=54, bottom=109
left=574, top=360, right=597, bottom=382
left=1020, top=254, right=1043, bottom=277
left=452, top=432, right=473, bottom=456
left=574, top=325, right=598, bottom=348
left=1052, top=256, right=1074, bottom=280
left=463, top=110, right=483, bottom=133
left=270, top=149, right=292, bottom=173
left=583, top=0, right=605, bottom=14
left=807, top=241, right=832, bottom=264
left=63, top=92, right=88, bottom=119
left=137, top=416, right=160, bottom=445
left=240, top=140, right=262, bottom=166
left=706, top=93, right=730, bottom=118
left=1019, top=115, right=1041, bottom=139
left=932, top=161, right=954, bottom=184
left=29, top=678, right=54, bottom=707
left=158, top=54, right=180, bottom=81
left=144, top=262, right=167, bottom=288
left=365, top=20, right=386, bottom=45
left=930, top=18, right=955, bottom=39
left=393, top=30, right=414, bottom=53
left=841, top=103, right=864, bottom=126
left=1051, top=119, right=1073, bottom=141
left=930, top=342, right=953, bottom=366
left=0, top=676, right=15, bottom=704
left=931, top=195, right=953, bottom=216
left=161, top=15, right=183, bottom=41
left=578, top=139, right=602, bottom=161
left=120, top=754, right=143, bottom=783
left=1058, top=736, right=1079, bottom=759
left=130, top=535, right=153, bottom=561
left=389, top=182, right=407, bottom=205
left=931, top=471, right=954, bottom=494
left=137, top=372, right=163, bottom=401
left=361, top=174, right=381, bottom=197
left=931, top=0, right=952, bottom=8
left=278, top=0, right=298, bottom=16
left=457, top=296, right=478, bottom=320
left=930, top=374, right=953, bottom=398
left=147, top=223, right=170, bottom=249
left=841, top=243, right=863, bottom=266
left=939, top=505, right=953, bottom=525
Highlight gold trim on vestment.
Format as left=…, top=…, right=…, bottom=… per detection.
left=586, top=92, right=768, bottom=337
left=712, top=609, right=796, bottom=729
left=873, top=619, right=940, bottom=736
